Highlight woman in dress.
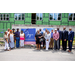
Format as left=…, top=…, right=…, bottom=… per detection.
left=4, top=31, right=10, bottom=51
left=45, top=30, right=51, bottom=50
left=20, top=30, right=25, bottom=48
left=35, top=30, right=42, bottom=50
left=9, top=30, right=14, bottom=49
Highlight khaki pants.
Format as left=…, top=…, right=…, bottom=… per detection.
left=49, top=38, right=53, bottom=48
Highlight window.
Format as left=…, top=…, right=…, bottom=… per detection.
left=14, top=13, right=25, bottom=20
left=49, top=13, right=61, bottom=21
left=36, top=13, right=43, bottom=20
left=0, top=14, right=9, bottom=21
left=69, top=13, right=75, bottom=21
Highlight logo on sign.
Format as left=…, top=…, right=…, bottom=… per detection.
left=25, top=31, right=33, bottom=38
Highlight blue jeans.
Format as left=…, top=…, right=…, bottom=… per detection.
left=16, top=37, right=20, bottom=48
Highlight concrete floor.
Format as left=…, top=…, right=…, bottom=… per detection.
left=0, top=47, right=75, bottom=61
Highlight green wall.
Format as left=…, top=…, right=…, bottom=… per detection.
left=0, top=13, right=75, bottom=37
left=36, top=13, right=75, bottom=25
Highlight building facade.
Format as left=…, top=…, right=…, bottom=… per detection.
left=0, top=13, right=75, bottom=37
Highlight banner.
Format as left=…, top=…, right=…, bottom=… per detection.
left=21, top=28, right=54, bottom=45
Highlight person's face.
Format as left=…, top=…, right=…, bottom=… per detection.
left=21, top=31, right=23, bottom=33
left=10, top=31, right=12, bottom=33
left=37, top=31, right=39, bottom=33
left=40, top=29, right=41, bottom=31
left=5, top=32, right=7, bottom=35
left=13, top=29, right=15, bottom=31
left=17, top=29, right=19, bottom=31
left=63, top=27, right=66, bottom=30
left=57, top=28, right=59, bottom=30
left=69, top=28, right=72, bottom=31
left=51, top=30, right=53, bottom=32
left=45, top=29, right=47, bottom=32
left=55, top=30, right=57, bottom=33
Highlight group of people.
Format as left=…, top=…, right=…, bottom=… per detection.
left=4, top=27, right=74, bottom=52
left=35, top=27, right=74, bottom=52
left=4, top=28, right=25, bottom=51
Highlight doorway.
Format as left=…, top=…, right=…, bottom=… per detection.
left=31, top=13, right=36, bottom=24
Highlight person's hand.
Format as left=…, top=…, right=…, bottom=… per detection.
left=39, top=37, right=41, bottom=38
left=70, top=40, right=72, bottom=42
left=64, top=39, right=66, bottom=41
left=47, top=39, right=48, bottom=41
left=56, top=39, right=57, bottom=41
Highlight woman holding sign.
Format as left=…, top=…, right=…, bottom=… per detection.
left=35, top=30, right=42, bottom=50
left=20, top=30, right=25, bottom=48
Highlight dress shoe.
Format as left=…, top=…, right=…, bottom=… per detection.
left=68, top=50, right=71, bottom=52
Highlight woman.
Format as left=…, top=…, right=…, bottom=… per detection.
left=35, top=30, right=42, bottom=50
left=20, top=30, right=25, bottom=48
left=9, top=30, right=14, bottom=49
left=4, top=31, right=10, bottom=51
left=45, top=31, right=51, bottom=50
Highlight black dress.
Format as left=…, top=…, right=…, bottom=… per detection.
left=35, top=33, right=42, bottom=44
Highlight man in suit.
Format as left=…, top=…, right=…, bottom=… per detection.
left=62, top=27, right=68, bottom=51
left=57, top=28, right=62, bottom=49
left=68, top=28, right=74, bottom=52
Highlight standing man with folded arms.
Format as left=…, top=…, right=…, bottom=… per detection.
left=62, top=27, right=68, bottom=51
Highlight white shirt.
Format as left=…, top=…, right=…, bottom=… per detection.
left=45, top=33, right=51, bottom=42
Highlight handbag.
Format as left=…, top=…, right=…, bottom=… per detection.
left=40, top=38, right=43, bottom=42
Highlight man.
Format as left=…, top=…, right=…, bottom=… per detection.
left=62, top=27, right=68, bottom=51
left=39, top=29, right=43, bottom=48
left=53, top=29, right=59, bottom=50
left=15, top=28, right=20, bottom=48
left=39, top=29, right=43, bottom=35
left=57, top=28, right=62, bottom=49
left=49, top=30, right=53, bottom=49
left=68, top=28, right=74, bottom=52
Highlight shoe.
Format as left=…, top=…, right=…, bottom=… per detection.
left=68, top=50, right=71, bottom=52
left=4, top=49, right=7, bottom=51
left=7, top=49, right=11, bottom=51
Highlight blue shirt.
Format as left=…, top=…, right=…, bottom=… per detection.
left=51, top=32, right=53, bottom=38
left=40, top=31, right=43, bottom=35
left=15, top=31, right=20, bottom=37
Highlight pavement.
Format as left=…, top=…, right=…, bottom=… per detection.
left=0, top=46, right=75, bottom=61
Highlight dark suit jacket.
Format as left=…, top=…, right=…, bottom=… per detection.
left=68, top=31, right=74, bottom=41
left=57, top=30, right=62, bottom=39
left=62, top=30, right=68, bottom=40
